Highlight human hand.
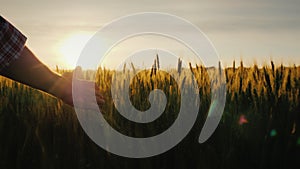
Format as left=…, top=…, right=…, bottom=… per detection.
left=50, top=72, right=105, bottom=108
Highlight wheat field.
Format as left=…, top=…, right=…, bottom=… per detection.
left=0, top=61, right=299, bottom=169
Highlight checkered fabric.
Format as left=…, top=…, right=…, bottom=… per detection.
left=0, top=16, right=27, bottom=72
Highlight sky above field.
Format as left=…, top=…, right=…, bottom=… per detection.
left=1, top=0, right=300, bottom=69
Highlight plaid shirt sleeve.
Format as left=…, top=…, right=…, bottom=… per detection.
left=0, top=16, right=27, bottom=72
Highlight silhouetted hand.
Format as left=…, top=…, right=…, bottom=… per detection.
left=51, top=72, right=105, bottom=108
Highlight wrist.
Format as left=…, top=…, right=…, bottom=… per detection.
left=46, top=75, right=64, bottom=97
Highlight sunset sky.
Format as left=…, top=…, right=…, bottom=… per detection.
left=1, top=0, right=299, bottom=69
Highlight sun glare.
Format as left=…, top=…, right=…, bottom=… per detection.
left=58, top=32, right=93, bottom=69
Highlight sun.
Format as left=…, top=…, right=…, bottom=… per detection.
left=58, top=32, right=93, bottom=69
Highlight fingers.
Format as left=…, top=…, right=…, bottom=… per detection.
left=72, top=80, right=105, bottom=110
left=94, top=84, right=105, bottom=103
left=95, top=88, right=104, bottom=99
left=59, top=74, right=106, bottom=109
left=96, top=96, right=105, bottom=106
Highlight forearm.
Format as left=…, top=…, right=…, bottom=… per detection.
left=0, top=46, right=63, bottom=96
left=0, top=46, right=104, bottom=106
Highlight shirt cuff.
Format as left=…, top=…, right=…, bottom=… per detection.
left=0, top=16, right=27, bottom=72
